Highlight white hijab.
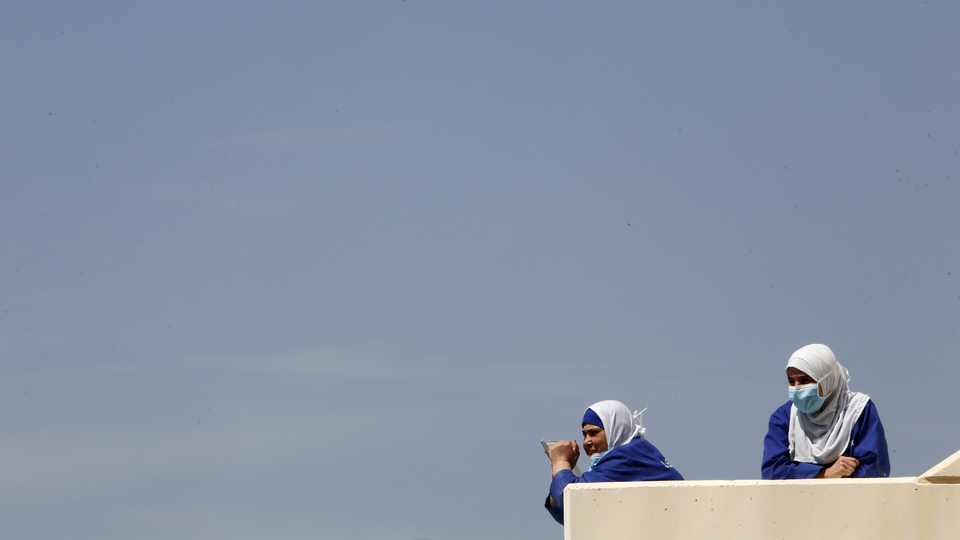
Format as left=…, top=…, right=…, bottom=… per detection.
left=787, top=344, right=870, bottom=465
left=586, top=400, right=646, bottom=449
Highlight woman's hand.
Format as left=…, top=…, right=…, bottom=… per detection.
left=818, top=456, right=860, bottom=478
left=548, top=440, right=580, bottom=477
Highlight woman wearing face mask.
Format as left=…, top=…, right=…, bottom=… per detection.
left=761, top=344, right=890, bottom=479
left=545, top=399, right=683, bottom=525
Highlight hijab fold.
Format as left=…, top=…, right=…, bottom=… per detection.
left=584, top=400, right=646, bottom=450
left=787, top=344, right=870, bottom=465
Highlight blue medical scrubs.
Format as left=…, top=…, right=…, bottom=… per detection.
left=545, top=437, right=683, bottom=524
left=761, top=400, right=890, bottom=479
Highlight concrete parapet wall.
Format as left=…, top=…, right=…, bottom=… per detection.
left=564, top=450, right=960, bottom=540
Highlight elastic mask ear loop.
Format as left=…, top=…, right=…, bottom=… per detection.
left=632, top=407, right=647, bottom=439
left=819, top=362, right=845, bottom=399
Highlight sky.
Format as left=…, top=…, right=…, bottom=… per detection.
left=1, top=1, right=959, bottom=539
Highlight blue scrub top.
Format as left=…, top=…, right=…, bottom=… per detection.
left=545, top=437, right=683, bottom=524
left=761, top=399, right=890, bottom=480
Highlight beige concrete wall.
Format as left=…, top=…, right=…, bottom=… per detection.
left=563, top=450, right=960, bottom=540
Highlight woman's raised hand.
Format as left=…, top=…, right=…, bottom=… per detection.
left=548, top=440, right=581, bottom=476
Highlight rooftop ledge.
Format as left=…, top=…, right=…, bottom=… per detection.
left=563, top=448, right=960, bottom=540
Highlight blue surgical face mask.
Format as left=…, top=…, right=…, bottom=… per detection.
left=789, top=383, right=825, bottom=414
left=588, top=450, right=610, bottom=471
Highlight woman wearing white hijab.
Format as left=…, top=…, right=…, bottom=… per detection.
left=545, top=399, right=683, bottom=525
left=762, top=344, right=890, bottom=479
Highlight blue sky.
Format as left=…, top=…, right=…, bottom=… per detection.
left=2, top=2, right=959, bottom=539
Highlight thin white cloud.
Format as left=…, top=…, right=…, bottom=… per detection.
left=159, top=344, right=415, bottom=380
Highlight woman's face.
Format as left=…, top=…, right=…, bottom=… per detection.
left=787, top=367, right=823, bottom=397
left=582, top=423, right=608, bottom=455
